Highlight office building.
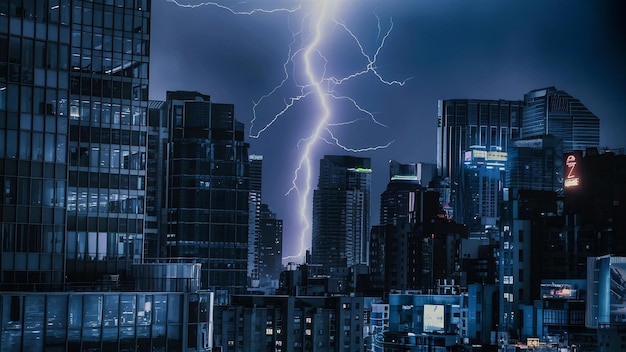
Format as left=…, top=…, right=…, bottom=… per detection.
left=1, top=3, right=216, bottom=352
left=522, top=87, right=600, bottom=153
left=437, top=99, right=523, bottom=228
left=156, top=90, right=250, bottom=293
left=1, top=0, right=150, bottom=288
left=311, top=155, right=371, bottom=275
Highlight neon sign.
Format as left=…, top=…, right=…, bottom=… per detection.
left=564, top=154, right=580, bottom=188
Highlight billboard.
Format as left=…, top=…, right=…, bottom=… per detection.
left=609, top=261, right=626, bottom=323
left=423, top=304, right=445, bottom=332
left=590, top=256, right=626, bottom=327
left=564, top=153, right=581, bottom=189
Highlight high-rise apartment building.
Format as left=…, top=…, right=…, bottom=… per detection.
left=258, top=203, right=283, bottom=288
left=248, top=154, right=262, bottom=288
left=311, top=155, right=371, bottom=274
left=437, top=99, right=523, bottom=229
left=522, top=87, right=600, bottom=153
left=156, top=91, right=250, bottom=293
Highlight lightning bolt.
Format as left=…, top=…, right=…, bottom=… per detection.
left=166, top=0, right=410, bottom=263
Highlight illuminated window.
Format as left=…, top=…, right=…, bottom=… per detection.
left=265, top=328, right=273, bottom=335
left=305, top=317, right=312, bottom=324
left=305, top=329, right=311, bottom=336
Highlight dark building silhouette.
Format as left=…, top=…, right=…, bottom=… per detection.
left=259, top=203, right=283, bottom=288
left=311, top=155, right=371, bottom=276
left=506, top=134, right=564, bottom=194
left=152, top=91, right=250, bottom=293
left=213, top=294, right=367, bottom=352
left=564, top=148, right=626, bottom=261
left=371, top=160, right=467, bottom=293
left=522, top=87, right=600, bottom=153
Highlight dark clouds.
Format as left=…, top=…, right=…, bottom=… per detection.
left=150, top=0, right=626, bottom=261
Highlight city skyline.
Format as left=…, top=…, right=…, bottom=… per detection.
left=150, top=0, right=626, bottom=261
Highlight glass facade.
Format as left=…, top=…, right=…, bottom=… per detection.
left=312, top=155, right=371, bottom=272
left=1, top=0, right=72, bottom=290
left=161, top=91, right=250, bottom=293
left=506, top=135, right=564, bottom=194
left=436, top=99, right=523, bottom=227
left=65, top=0, right=150, bottom=284
left=0, top=0, right=150, bottom=288
left=522, top=87, right=600, bottom=153
left=0, top=291, right=213, bottom=352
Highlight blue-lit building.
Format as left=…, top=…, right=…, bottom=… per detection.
left=521, top=87, right=600, bottom=153
left=0, top=0, right=151, bottom=290
left=0, top=1, right=218, bottom=351
left=0, top=288, right=214, bottom=352
left=437, top=99, right=523, bottom=230
left=372, top=292, right=465, bottom=351
left=586, top=256, right=626, bottom=352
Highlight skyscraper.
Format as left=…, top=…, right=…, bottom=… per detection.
left=159, top=91, right=250, bottom=293
left=437, top=99, right=523, bottom=229
left=0, top=0, right=151, bottom=289
left=0, top=3, right=216, bottom=352
left=247, top=154, right=262, bottom=288
left=522, top=87, right=600, bottom=153
left=311, top=155, right=371, bottom=273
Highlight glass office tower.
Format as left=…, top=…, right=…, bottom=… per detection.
left=1, top=0, right=150, bottom=289
left=65, top=0, right=150, bottom=284
left=0, top=1, right=73, bottom=290
left=312, top=155, right=371, bottom=272
left=437, top=99, right=523, bottom=228
left=161, top=91, right=250, bottom=293
left=522, top=87, right=599, bottom=153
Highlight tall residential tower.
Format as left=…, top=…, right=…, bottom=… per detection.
left=311, top=155, right=371, bottom=274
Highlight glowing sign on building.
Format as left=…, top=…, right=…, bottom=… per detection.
left=348, top=167, right=372, bottom=173
left=564, top=154, right=580, bottom=188
left=423, top=304, right=445, bottom=332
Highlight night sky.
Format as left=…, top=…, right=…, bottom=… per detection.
left=149, top=0, right=626, bottom=263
